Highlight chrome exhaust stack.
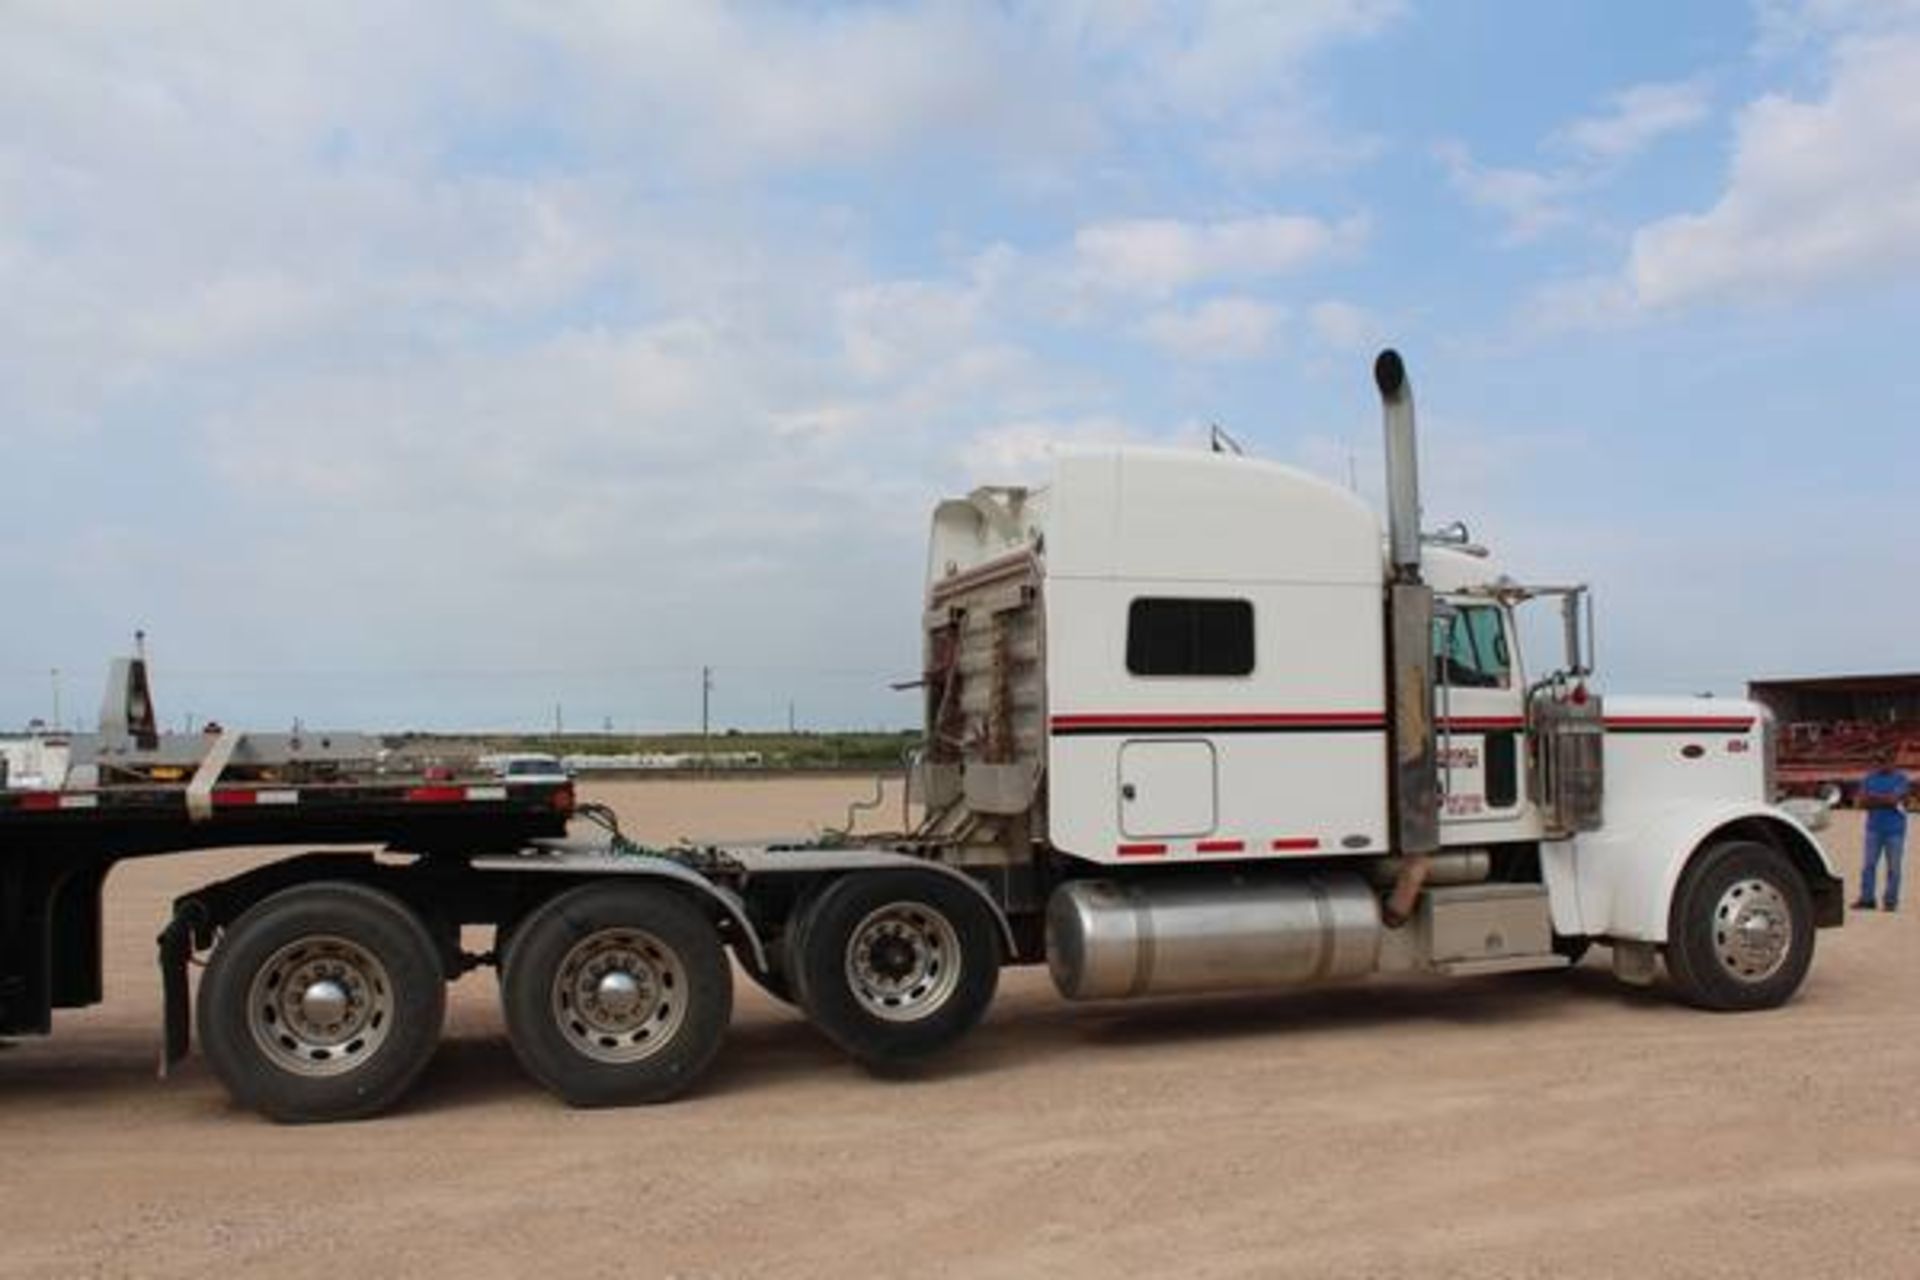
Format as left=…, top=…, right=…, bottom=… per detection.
left=1376, top=349, right=1440, bottom=860
left=1376, top=349, right=1422, bottom=580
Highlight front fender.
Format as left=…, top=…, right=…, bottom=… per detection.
left=1569, top=801, right=1841, bottom=942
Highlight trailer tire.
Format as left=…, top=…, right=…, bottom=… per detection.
left=198, top=881, right=446, bottom=1124
left=494, top=913, right=529, bottom=995
left=1665, top=840, right=1815, bottom=1011
left=501, top=882, right=731, bottom=1107
left=790, top=870, right=1000, bottom=1070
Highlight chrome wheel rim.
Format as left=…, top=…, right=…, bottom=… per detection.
left=246, top=935, right=394, bottom=1077
left=550, top=928, right=686, bottom=1064
left=1712, top=877, right=1794, bottom=983
left=844, top=902, right=962, bottom=1023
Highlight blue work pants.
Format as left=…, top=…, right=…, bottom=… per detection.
left=1861, top=828, right=1904, bottom=908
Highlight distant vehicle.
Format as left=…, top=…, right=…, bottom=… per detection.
left=492, top=752, right=570, bottom=783
left=1747, top=674, right=1920, bottom=805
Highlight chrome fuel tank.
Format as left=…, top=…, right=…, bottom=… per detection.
left=1046, top=873, right=1382, bottom=1001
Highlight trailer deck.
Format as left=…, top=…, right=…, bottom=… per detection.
left=1, top=770, right=574, bottom=1038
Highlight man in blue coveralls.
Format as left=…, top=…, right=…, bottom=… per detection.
left=1852, top=750, right=1911, bottom=912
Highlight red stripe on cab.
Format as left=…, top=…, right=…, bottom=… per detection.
left=1055, top=711, right=1383, bottom=729
left=1117, top=843, right=1168, bottom=858
left=1270, top=837, right=1321, bottom=851
left=1195, top=839, right=1245, bottom=853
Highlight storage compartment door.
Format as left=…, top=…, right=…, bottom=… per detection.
left=1118, top=740, right=1217, bottom=838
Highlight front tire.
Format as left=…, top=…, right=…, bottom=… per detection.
left=501, top=882, right=732, bottom=1107
left=1665, top=840, right=1815, bottom=1011
left=790, top=870, right=1000, bottom=1069
left=198, top=881, right=446, bottom=1123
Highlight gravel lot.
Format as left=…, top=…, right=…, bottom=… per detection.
left=3, top=778, right=1916, bottom=1279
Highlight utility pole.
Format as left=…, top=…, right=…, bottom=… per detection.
left=554, top=702, right=563, bottom=736
left=788, top=699, right=796, bottom=734
left=701, top=666, right=713, bottom=767
left=49, top=668, right=61, bottom=731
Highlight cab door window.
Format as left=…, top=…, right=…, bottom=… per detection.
left=1434, top=604, right=1511, bottom=689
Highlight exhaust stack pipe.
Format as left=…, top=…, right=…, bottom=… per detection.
left=1375, top=348, right=1440, bottom=860
left=1375, top=349, right=1422, bottom=582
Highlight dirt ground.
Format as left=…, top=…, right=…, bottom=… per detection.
left=3, top=778, right=1917, bottom=1280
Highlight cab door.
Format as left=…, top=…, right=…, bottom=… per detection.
left=1433, top=601, right=1527, bottom=830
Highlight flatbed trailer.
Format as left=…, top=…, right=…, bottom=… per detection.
left=0, top=764, right=577, bottom=1044
left=4, top=350, right=1844, bottom=1123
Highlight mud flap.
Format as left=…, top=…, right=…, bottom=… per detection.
left=156, top=908, right=196, bottom=1077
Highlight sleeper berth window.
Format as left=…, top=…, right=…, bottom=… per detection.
left=1126, top=598, right=1255, bottom=677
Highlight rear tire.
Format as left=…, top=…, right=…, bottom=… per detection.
left=1665, top=840, right=1815, bottom=1011
left=501, top=882, right=732, bottom=1107
left=790, top=870, right=1000, bottom=1069
left=198, top=881, right=446, bottom=1123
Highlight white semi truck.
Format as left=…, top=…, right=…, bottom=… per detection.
left=1, top=350, right=1842, bottom=1121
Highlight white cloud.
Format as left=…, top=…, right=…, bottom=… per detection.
left=1306, top=298, right=1378, bottom=351
left=1625, top=33, right=1920, bottom=308
left=0, top=1, right=1401, bottom=728
left=960, top=415, right=1172, bottom=484
left=1099, top=0, right=1403, bottom=178
left=1035, top=0, right=1401, bottom=105
left=1138, top=297, right=1284, bottom=361
left=1200, top=104, right=1385, bottom=176
left=832, top=246, right=1017, bottom=383
left=1106, top=0, right=1405, bottom=117
left=1559, top=79, right=1713, bottom=162
left=505, top=5, right=1100, bottom=175
left=1754, top=0, right=1920, bottom=53
left=1072, top=213, right=1368, bottom=298
left=1523, top=274, right=1639, bottom=332
left=1438, top=79, right=1709, bottom=245
left=1434, top=141, right=1580, bottom=243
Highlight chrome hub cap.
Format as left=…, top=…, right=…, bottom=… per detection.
left=247, top=936, right=393, bottom=1077
left=300, top=978, right=350, bottom=1026
left=595, top=969, right=643, bottom=1019
left=1712, top=878, right=1793, bottom=983
left=552, top=928, right=686, bottom=1063
left=844, top=903, right=961, bottom=1023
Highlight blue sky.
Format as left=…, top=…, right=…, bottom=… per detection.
left=4, top=0, right=1920, bottom=732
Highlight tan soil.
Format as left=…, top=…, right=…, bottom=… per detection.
left=2, top=779, right=1916, bottom=1279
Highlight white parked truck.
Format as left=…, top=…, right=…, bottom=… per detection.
left=2, top=350, right=1842, bottom=1121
